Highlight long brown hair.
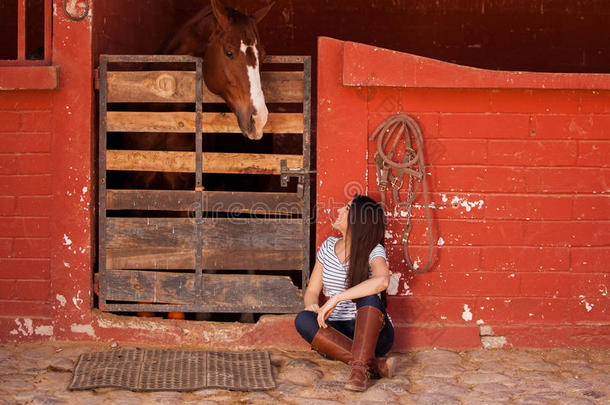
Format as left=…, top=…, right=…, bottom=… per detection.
left=345, top=195, right=387, bottom=305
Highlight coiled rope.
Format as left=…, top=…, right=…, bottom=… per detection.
left=370, top=113, right=434, bottom=274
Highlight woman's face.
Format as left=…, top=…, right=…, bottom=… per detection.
left=331, top=201, right=351, bottom=233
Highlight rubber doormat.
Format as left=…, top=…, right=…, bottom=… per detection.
left=69, top=348, right=275, bottom=391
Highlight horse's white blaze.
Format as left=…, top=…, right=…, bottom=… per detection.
left=241, top=40, right=268, bottom=137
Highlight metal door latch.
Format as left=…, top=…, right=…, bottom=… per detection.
left=280, top=159, right=316, bottom=198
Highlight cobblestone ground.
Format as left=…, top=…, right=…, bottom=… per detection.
left=0, top=342, right=608, bottom=404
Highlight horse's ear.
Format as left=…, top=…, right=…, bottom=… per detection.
left=211, top=0, right=230, bottom=29
left=253, top=1, right=274, bottom=23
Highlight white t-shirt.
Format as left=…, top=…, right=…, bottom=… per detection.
left=316, top=236, right=388, bottom=321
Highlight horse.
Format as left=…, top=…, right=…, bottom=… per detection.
left=164, top=0, right=271, bottom=140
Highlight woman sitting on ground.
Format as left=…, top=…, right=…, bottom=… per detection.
left=295, top=194, right=396, bottom=391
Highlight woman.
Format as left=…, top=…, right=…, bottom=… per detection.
left=295, top=194, right=396, bottom=391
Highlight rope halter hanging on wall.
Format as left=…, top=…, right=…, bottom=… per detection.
left=370, top=113, right=434, bottom=274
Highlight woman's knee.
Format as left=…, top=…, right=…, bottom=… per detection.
left=294, top=310, right=319, bottom=343
left=355, top=294, right=383, bottom=311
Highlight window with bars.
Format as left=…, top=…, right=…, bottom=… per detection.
left=0, top=0, right=52, bottom=66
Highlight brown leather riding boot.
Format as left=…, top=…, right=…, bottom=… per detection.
left=311, top=325, right=352, bottom=363
left=345, top=306, right=385, bottom=391
left=312, top=325, right=397, bottom=379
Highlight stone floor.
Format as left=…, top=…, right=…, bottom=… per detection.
left=0, top=342, right=608, bottom=404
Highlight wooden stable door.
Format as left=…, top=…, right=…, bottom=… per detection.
left=97, top=55, right=312, bottom=314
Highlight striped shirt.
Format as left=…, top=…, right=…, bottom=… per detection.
left=316, top=236, right=388, bottom=321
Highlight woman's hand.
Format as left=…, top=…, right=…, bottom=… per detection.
left=305, top=303, right=320, bottom=313
left=317, top=295, right=340, bottom=328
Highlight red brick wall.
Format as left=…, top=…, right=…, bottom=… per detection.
left=317, top=37, right=609, bottom=348
left=0, top=95, right=54, bottom=320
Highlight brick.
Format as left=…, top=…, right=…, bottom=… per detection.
left=14, top=154, right=51, bottom=174
left=0, top=280, right=15, bottom=299
left=571, top=247, right=610, bottom=272
left=519, top=273, right=572, bottom=297
left=439, top=113, right=531, bottom=139
left=485, top=195, right=572, bottom=220
left=570, top=273, right=608, bottom=298
left=0, top=112, right=20, bottom=132
left=425, top=166, right=527, bottom=193
left=369, top=112, right=439, bottom=140
left=408, top=272, right=521, bottom=297
left=401, top=89, right=492, bottom=113
left=388, top=244, right=480, bottom=273
left=475, top=297, right=568, bottom=325
left=493, top=325, right=610, bottom=347
left=567, top=298, right=608, bottom=324
left=0, top=258, right=50, bottom=279
left=388, top=296, right=478, bottom=324
left=524, top=221, right=610, bottom=247
left=577, top=141, right=610, bottom=167
left=394, top=219, right=526, bottom=247
left=0, top=93, right=52, bottom=110
left=367, top=88, right=401, bottom=113
left=487, top=140, right=577, bottom=166
left=426, top=139, right=488, bottom=165
left=480, top=246, right=570, bottom=272
left=411, top=192, right=486, bottom=220
left=533, top=114, right=610, bottom=140
left=14, top=280, right=50, bottom=301
left=0, top=155, right=17, bottom=174
left=14, top=196, right=52, bottom=216
left=573, top=195, right=610, bottom=220
left=0, top=175, right=52, bottom=195
left=19, top=111, right=52, bottom=132
left=12, top=238, right=50, bottom=258
left=0, top=300, right=52, bottom=317
left=0, top=218, right=49, bottom=237
left=580, top=91, right=610, bottom=113
left=490, top=90, right=580, bottom=113
left=0, top=196, right=15, bottom=215
left=0, top=133, right=51, bottom=153
left=525, top=168, right=610, bottom=193
left=393, top=325, right=481, bottom=349
left=0, top=239, right=12, bottom=257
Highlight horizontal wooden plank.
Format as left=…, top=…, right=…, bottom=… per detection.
left=103, top=271, right=303, bottom=312
left=104, top=269, right=197, bottom=304
left=106, top=111, right=303, bottom=134
left=106, top=190, right=303, bottom=214
left=105, top=248, right=302, bottom=270
left=106, top=150, right=303, bottom=174
left=106, top=71, right=304, bottom=103
left=202, top=248, right=302, bottom=270
left=107, top=248, right=195, bottom=270
left=106, top=217, right=304, bottom=250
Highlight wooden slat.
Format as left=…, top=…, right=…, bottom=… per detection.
left=107, top=190, right=303, bottom=214
left=105, top=248, right=302, bottom=270
left=107, top=248, right=195, bottom=270
left=104, top=270, right=197, bottom=304
left=202, top=249, right=302, bottom=270
left=106, top=71, right=304, bottom=103
left=106, top=217, right=303, bottom=250
left=106, top=111, right=303, bottom=133
left=104, top=271, right=303, bottom=311
left=106, top=150, right=303, bottom=174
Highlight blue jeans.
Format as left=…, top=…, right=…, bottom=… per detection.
left=294, top=294, right=394, bottom=358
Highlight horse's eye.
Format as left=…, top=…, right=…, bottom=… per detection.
left=225, top=50, right=234, bottom=59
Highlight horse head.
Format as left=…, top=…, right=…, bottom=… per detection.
left=204, top=0, right=272, bottom=140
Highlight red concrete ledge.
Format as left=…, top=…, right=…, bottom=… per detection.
left=0, top=66, right=58, bottom=90
left=341, top=40, right=610, bottom=90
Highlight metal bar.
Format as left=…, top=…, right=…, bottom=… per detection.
left=43, top=0, right=52, bottom=64
left=17, top=0, right=26, bottom=61
left=101, top=54, right=200, bottom=63
left=302, top=56, right=313, bottom=289
left=263, top=55, right=306, bottom=64
left=195, top=58, right=203, bottom=302
left=98, top=56, right=109, bottom=310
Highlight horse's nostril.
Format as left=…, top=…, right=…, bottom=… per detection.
left=252, top=107, right=258, bottom=116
